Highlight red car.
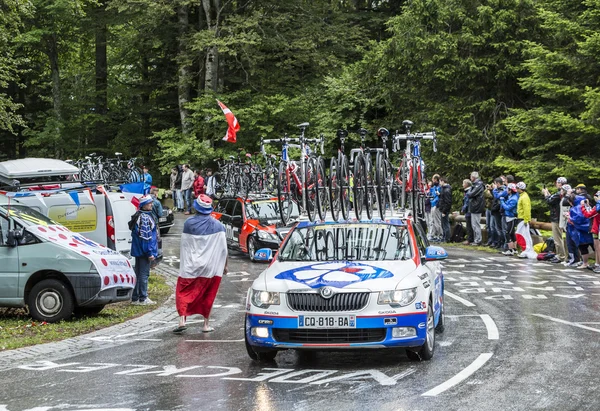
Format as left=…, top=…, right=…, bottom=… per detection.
left=212, top=195, right=299, bottom=261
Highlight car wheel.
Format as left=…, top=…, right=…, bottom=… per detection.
left=435, top=294, right=445, bottom=333
left=406, top=301, right=435, bottom=361
left=27, top=279, right=74, bottom=323
left=248, top=236, right=258, bottom=262
left=245, top=318, right=277, bottom=362
left=74, top=305, right=105, bottom=318
left=160, top=227, right=170, bottom=235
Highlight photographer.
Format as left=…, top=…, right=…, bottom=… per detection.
left=542, top=177, right=567, bottom=262
left=579, top=191, right=600, bottom=272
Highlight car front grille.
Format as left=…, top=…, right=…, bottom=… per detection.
left=272, top=328, right=386, bottom=344
left=286, top=292, right=370, bottom=312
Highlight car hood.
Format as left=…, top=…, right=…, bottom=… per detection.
left=258, top=260, right=418, bottom=292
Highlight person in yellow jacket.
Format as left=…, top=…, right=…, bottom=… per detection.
left=516, top=182, right=531, bottom=223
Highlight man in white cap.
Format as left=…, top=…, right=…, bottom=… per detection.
left=543, top=177, right=567, bottom=262
left=174, top=194, right=228, bottom=333
left=130, top=195, right=159, bottom=305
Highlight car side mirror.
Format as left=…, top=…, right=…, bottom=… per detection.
left=6, top=229, right=20, bottom=247
left=254, top=248, right=273, bottom=262
left=425, top=245, right=448, bottom=261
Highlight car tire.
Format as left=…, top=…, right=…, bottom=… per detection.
left=435, top=294, right=445, bottom=333
left=73, top=305, right=105, bottom=318
left=245, top=319, right=277, bottom=362
left=160, top=227, right=171, bottom=235
left=248, top=236, right=258, bottom=262
left=28, top=279, right=75, bottom=323
left=406, top=301, right=435, bottom=361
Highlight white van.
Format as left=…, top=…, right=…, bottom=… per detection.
left=0, top=159, right=137, bottom=262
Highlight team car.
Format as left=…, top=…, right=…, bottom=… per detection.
left=244, top=216, right=447, bottom=361
left=212, top=195, right=299, bottom=261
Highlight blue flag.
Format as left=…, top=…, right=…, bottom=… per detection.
left=68, top=191, right=80, bottom=207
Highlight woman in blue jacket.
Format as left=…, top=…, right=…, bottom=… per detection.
left=500, top=183, right=519, bottom=255
left=566, top=194, right=594, bottom=268
left=131, top=195, right=159, bottom=305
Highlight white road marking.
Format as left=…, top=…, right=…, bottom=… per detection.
left=421, top=353, right=494, bottom=396
left=185, top=339, right=245, bottom=343
left=532, top=314, right=600, bottom=333
left=444, top=290, right=476, bottom=307
left=479, top=314, right=499, bottom=340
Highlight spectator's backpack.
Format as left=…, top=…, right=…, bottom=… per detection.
left=450, top=223, right=466, bottom=243
left=543, top=237, right=556, bottom=253
left=128, top=211, right=142, bottom=231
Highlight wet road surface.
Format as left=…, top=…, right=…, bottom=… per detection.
left=1, top=214, right=599, bottom=410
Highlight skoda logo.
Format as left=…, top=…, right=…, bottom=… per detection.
left=320, top=287, right=334, bottom=299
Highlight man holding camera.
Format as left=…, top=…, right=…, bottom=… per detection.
left=542, top=177, right=567, bottom=262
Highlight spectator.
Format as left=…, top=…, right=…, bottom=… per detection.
left=516, top=182, right=532, bottom=258
left=561, top=186, right=580, bottom=266
left=425, top=179, right=433, bottom=239
left=438, top=176, right=453, bottom=242
left=193, top=169, right=205, bottom=197
left=149, top=186, right=164, bottom=226
left=462, top=179, right=474, bottom=245
left=181, top=164, right=195, bottom=215
left=493, top=177, right=508, bottom=251
left=542, top=177, right=567, bottom=262
left=580, top=190, right=600, bottom=272
left=567, top=193, right=594, bottom=268
left=489, top=178, right=504, bottom=249
left=484, top=182, right=497, bottom=247
left=142, top=166, right=152, bottom=195
left=429, top=174, right=443, bottom=242
left=500, top=183, right=519, bottom=255
left=170, top=166, right=183, bottom=212
left=467, top=171, right=485, bottom=246
left=130, top=195, right=159, bottom=305
left=205, top=168, right=217, bottom=199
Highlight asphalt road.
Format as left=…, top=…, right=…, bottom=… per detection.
left=1, top=214, right=599, bottom=411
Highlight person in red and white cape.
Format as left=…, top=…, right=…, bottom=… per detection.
left=173, top=194, right=228, bottom=333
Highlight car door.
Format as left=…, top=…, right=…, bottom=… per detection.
left=231, top=200, right=243, bottom=247
left=0, top=214, right=20, bottom=301
left=412, top=221, right=441, bottom=311
left=222, top=200, right=235, bottom=245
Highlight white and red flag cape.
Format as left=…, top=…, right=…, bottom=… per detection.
left=515, top=221, right=537, bottom=259
left=176, top=215, right=228, bottom=317
left=217, top=99, right=240, bottom=143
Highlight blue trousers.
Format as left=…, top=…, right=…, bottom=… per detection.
left=133, top=256, right=151, bottom=302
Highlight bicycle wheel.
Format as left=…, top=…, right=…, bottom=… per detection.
left=277, top=161, right=294, bottom=225
left=375, top=153, right=388, bottom=220
left=340, top=154, right=351, bottom=221
left=364, top=154, right=374, bottom=220
left=328, top=157, right=340, bottom=222
left=398, top=157, right=409, bottom=211
left=353, top=154, right=366, bottom=220
left=305, top=157, right=317, bottom=222
left=315, top=157, right=329, bottom=222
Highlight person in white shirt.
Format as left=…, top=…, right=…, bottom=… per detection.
left=205, top=168, right=217, bottom=199
left=181, top=164, right=195, bottom=215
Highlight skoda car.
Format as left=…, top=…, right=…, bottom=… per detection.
left=244, top=217, right=447, bottom=361
left=212, top=196, right=298, bottom=261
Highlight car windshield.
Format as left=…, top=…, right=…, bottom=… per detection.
left=245, top=200, right=299, bottom=220
left=278, top=223, right=412, bottom=262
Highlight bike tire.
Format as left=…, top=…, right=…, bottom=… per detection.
left=375, top=153, right=387, bottom=220
left=315, top=157, right=328, bottom=222
left=328, top=157, right=340, bottom=222
left=353, top=154, right=365, bottom=220
left=340, top=154, right=351, bottom=221
left=277, top=161, right=294, bottom=225
left=305, top=157, right=317, bottom=222
left=364, top=154, right=374, bottom=220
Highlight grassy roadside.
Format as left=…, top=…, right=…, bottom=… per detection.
left=0, top=273, right=172, bottom=351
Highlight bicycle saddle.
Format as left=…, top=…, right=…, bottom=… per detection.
left=358, top=128, right=368, bottom=137
left=402, top=120, right=413, bottom=130
left=297, top=122, right=310, bottom=128
left=246, top=153, right=252, bottom=158
left=114, top=152, right=122, bottom=156
left=89, top=152, right=96, bottom=156
left=337, top=129, right=348, bottom=138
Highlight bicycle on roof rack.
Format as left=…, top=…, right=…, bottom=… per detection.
left=392, top=119, right=437, bottom=230
left=349, top=128, right=379, bottom=220
left=328, top=129, right=351, bottom=222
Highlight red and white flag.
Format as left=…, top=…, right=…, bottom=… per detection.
left=217, top=99, right=240, bottom=143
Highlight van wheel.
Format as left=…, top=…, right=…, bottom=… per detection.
left=28, top=279, right=74, bottom=323
left=74, top=305, right=105, bottom=318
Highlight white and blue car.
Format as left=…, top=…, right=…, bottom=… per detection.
left=245, top=217, right=447, bottom=361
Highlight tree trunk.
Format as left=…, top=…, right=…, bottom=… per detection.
left=46, top=33, right=62, bottom=158
left=202, top=0, right=220, bottom=92
left=140, top=54, right=150, bottom=143
left=177, top=4, right=191, bottom=134
left=95, top=1, right=108, bottom=149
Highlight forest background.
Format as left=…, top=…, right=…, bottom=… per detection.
left=2, top=0, right=600, bottom=218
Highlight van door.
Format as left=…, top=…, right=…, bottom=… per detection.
left=0, top=215, right=20, bottom=300
left=109, top=196, right=137, bottom=260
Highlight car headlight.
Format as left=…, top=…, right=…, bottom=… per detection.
left=251, top=289, right=280, bottom=308
left=378, top=287, right=418, bottom=307
left=257, top=230, right=278, bottom=241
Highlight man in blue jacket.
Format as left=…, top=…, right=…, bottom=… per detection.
left=131, top=195, right=159, bottom=305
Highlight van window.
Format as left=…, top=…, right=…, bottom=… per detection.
left=48, top=204, right=97, bottom=232
left=0, top=216, right=9, bottom=246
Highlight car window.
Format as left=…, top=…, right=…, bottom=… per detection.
left=245, top=200, right=299, bottom=220
left=233, top=201, right=242, bottom=217
left=225, top=200, right=236, bottom=216
left=279, top=223, right=412, bottom=262
left=18, top=223, right=40, bottom=246
left=216, top=199, right=228, bottom=213
left=412, top=222, right=428, bottom=255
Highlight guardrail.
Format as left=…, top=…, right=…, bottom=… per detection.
left=450, top=213, right=552, bottom=231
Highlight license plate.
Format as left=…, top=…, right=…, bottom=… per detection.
left=298, top=315, right=356, bottom=329
left=159, top=217, right=167, bottom=222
